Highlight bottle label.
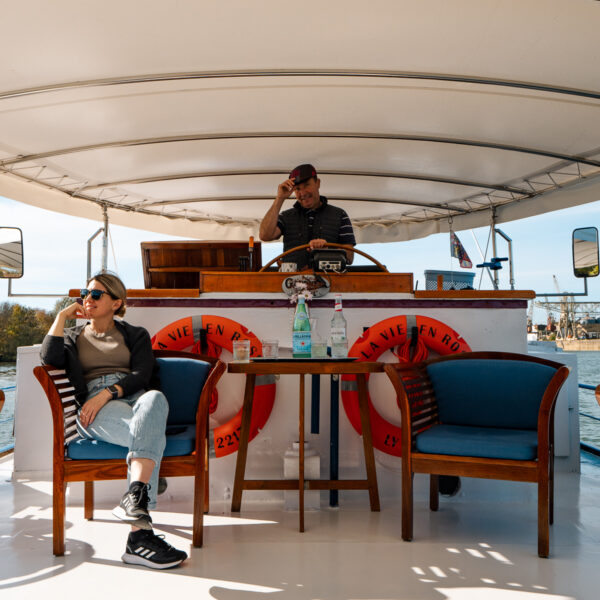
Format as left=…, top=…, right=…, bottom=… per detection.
left=293, top=331, right=312, bottom=356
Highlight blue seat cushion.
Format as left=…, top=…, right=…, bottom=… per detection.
left=426, top=359, right=557, bottom=429
left=415, top=424, right=538, bottom=460
left=156, top=357, right=211, bottom=425
left=66, top=424, right=197, bottom=460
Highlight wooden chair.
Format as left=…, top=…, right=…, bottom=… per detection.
left=384, top=351, right=570, bottom=557
left=34, top=349, right=226, bottom=556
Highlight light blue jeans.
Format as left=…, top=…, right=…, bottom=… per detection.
left=76, top=373, right=168, bottom=509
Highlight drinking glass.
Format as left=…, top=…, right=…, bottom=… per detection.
left=311, top=341, right=328, bottom=358
left=262, top=339, right=279, bottom=359
left=232, top=339, right=250, bottom=362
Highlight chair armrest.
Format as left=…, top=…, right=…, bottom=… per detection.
left=384, top=363, right=439, bottom=450
left=195, top=359, right=226, bottom=424
left=33, top=364, right=79, bottom=451
left=537, top=364, right=570, bottom=456
left=192, top=359, right=226, bottom=454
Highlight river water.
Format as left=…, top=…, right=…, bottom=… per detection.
left=573, top=351, right=600, bottom=446
left=0, top=362, right=16, bottom=449
left=1, top=353, right=599, bottom=448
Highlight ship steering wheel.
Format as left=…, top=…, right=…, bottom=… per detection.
left=259, top=242, right=388, bottom=273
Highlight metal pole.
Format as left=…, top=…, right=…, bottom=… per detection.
left=538, top=278, right=588, bottom=298
left=494, top=228, right=515, bottom=290
left=101, top=205, right=108, bottom=273
left=491, top=211, right=499, bottom=290
left=7, top=278, right=65, bottom=298
left=86, top=228, right=104, bottom=280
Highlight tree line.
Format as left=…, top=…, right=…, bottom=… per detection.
left=0, top=298, right=73, bottom=362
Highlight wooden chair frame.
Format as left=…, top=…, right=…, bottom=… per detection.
left=384, top=351, right=570, bottom=557
left=34, top=349, right=226, bottom=556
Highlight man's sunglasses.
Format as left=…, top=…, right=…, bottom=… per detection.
left=80, top=288, right=114, bottom=300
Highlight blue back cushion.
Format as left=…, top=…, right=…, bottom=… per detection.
left=156, top=357, right=211, bottom=425
left=426, top=359, right=557, bottom=430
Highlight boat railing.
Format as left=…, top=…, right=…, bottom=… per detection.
left=0, top=384, right=15, bottom=455
left=578, top=383, right=600, bottom=457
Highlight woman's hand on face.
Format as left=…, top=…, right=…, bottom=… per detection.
left=60, top=302, right=88, bottom=321
left=48, top=301, right=88, bottom=336
left=79, top=390, right=111, bottom=428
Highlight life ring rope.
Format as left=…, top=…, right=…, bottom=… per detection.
left=151, top=315, right=276, bottom=457
left=341, top=315, right=471, bottom=457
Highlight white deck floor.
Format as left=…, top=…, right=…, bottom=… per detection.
left=1, top=453, right=599, bottom=600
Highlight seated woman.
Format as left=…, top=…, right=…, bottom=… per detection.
left=41, top=272, right=187, bottom=570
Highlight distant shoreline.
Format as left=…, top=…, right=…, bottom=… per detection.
left=556, top=340, right=600, bottom=352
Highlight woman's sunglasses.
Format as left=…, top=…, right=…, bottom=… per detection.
left=80, top=288, right=114, bottom=300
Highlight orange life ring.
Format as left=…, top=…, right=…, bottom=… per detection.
left=151, top=315, right=276, bottom=457
left=341, top=315, right=471, bottom=457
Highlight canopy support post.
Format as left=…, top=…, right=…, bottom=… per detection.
left=101, top=205, right=109, bottom=273
left=491, top=208, right=499, bottom=290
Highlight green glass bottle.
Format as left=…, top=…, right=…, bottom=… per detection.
left=292, top=296, right=312, bottom=358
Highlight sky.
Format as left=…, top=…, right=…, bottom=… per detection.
left=2, top=194, right=600, bottom=324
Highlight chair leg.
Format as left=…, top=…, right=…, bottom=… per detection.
left=193, top=449, right=206, bottom=548
left=84, top=481, right=94, bottom=520
left=429, top=475, right=439, bottom=511
left=53, top=476, right=66, bottom=556
left=402, top=464, right=414, bottom=541
left=538, top=472, right=550, bottom=558
left=204, top=439, right=210, bottom=513
left=549, top=452, right=554, bottom=526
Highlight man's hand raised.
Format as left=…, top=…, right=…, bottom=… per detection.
left=276, top=178, right=296, bottom=202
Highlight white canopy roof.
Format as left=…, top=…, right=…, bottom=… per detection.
left=1, top=0, right=599, bottom=243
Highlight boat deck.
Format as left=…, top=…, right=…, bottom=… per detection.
left=1, top=453, right=599, bottom=599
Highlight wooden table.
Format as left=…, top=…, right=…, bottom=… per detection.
left=227, top=359, right=384, bottom=532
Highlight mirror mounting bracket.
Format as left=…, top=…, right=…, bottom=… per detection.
left=536, top=277, right=589, bottom=299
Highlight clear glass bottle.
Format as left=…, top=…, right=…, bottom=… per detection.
left=330, top=294, right=348, bottom=358
left=292, top=296, right=312, bottom=357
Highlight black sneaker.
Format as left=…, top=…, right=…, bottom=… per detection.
left=122, top=529, right=187, bottom=569
left=112, top=481, right=152, bottom=529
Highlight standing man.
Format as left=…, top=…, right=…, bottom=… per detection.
left=259, top=164, right=355, bottom=269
